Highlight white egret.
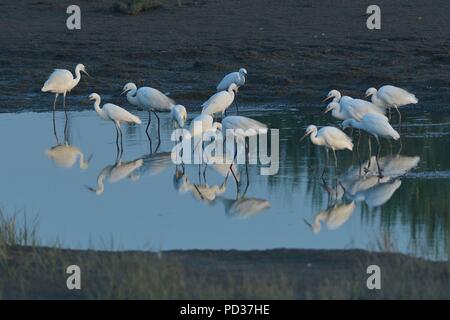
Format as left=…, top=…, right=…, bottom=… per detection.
left=221, top=115, right=268, bottom=135
left=217, top=68, right=247, bottom=91
left=365, top=85, right=418, bottom=125
left=171, top=104, right=187, bottom=128
left=304, top=202, right=356, bottom=234
left=89, top=93, right=142, bottom=152
left=323, top=91, right=384, bottom=121
left=300, top=125, right=353, bottom=177
left=201, top=83, right=238, bottom=117
left=216, top=68, right=247, bottom=113
left=342, top=113, right=400, bottom=176
left=42, top=64, right=90, bottom=110
left=122, top=82, right=175, bottom=138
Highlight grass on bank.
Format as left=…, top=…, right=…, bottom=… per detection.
left=0, top=210, right=448, bottom=299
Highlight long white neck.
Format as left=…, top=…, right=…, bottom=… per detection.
left=126, top=88, right=139, bottom=106
left=78, top=153, right=89, bottom=170
left=309, top=129, right=324, bottom=146
left=333, top=92, right=341, bottom=102
left=228, top=87, right=236, bottom=100
left=92, top=96, right=106, bottom=118
left=350, top=119, right=363, bottom=130
left=73, top=66, right=82, bottom=88
left=371, top=91, right=385, bottom=107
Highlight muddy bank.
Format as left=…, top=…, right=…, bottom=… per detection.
left=1, top=246, right=448, bottom=299
left=1, top=0, right=450, bottom=112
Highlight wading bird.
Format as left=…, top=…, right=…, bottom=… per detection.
left=42, top=64, right=90, bottom=110
left=216, top=68, right=247, bottom=113
left=342, top=113, right=400, bottom=177
left=122, top=82, right=175, bottom=139
left=323, top=90, right=384, bottom=121
left=171, top=104, right=187, bottom=128
left=304, top=201, right=356, bottom=234
left=300, top=125, right=353, bottom=177
left=89, top=93, right=142, bottom=154
left=201, top=83, right=238, bottom=118
left=365, top=85, right=418, bottom=126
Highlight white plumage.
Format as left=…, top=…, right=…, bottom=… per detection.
left=301, top=125, right=354, bottom=151
left=221, top=115, right=268, bottom=136
left=42, top=64, right=89, bottom=110
left=171, top=104, right=187, bottom=128
left=89, top=93, right=141, bottom=151
left=342, top=113, right=399, bottom=141
left=201, top=83, right=238, bottom=117
left=122, top=82, right=175, bottom=136
left=216, top=68, right=247, bottom=92
left=45, top=144, right=90, bottom=170
left=365, top=85, right=418, bottom=125
left=323, top=90, right=385, bottom=121
left=365, top=85, right=418, bottom=109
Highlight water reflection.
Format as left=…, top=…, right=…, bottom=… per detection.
left=305, top=202, right=356, bottom=234
left=45, top=116, right=91, bottom=170
left=0, top=110, right=447, bottom=259
left=87, top=151, right=143, bottom=196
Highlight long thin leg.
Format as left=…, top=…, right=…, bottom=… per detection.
left=376, top=138, right=383, bottom=178
left=332, top=149, right=338, bottom=175
left=234, top=98, right=240, bottom=115
left=52, top=109, right=59, bottom=144
left=53, top=94, right=59, bottom=111
left=152, top=111, right=161, bottom=143
left=63, top=92, right=67, bottom=110
left=321, top=149, right=329, bottom=178
left=146, top=111, right=152, bottom=136
left=115, top=126, right=120, bottom=155
left=245, top=140, right=249, bottom=191
left=365, top=137, right=372, bottom=173
left=394, top=105, right=402, bottom=129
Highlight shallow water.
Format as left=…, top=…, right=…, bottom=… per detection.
left=0, top=107, right=448, bottom=260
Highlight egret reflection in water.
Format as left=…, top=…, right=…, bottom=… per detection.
left=305, top=201, right=356, bottom=234
left=45, top=115, right=92, bottom=170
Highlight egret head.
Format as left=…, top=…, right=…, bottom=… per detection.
left=88, top=93, right=100, bottom=101
left=228, top=83, right=239, bottom=93
left=213, top=122, right=223, bottom=132
left=76, top=64, right=90, bottom=77
left=322, top=89, right=341, bottom=103
left=239, top=68, right=248, bottom=76
left=324, top=101, right=340, bottom=114
left=364, top=87, right=377, bottom=98
left=300, top=125, right=317, bottom=142
left=121, top=82, right=137, bottom=95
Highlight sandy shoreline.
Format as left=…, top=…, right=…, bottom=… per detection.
left=1, top=0, right=450, bottom=112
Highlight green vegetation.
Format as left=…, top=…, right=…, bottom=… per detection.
left=0, top=210, right=448, bottom=299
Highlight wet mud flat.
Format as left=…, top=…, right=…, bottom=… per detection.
left=0, top=246, right=448, bottom=299
left=1, top=0, right=450, bottom=111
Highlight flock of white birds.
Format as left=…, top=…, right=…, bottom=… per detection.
left=42, top=63, right=418, bottom=178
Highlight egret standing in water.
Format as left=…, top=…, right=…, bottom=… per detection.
left=342, top=113, right=400, bottom=177
left=323, top=90, right=384, bottom=121
left=89, top=93, right=142, bottom=154
left=365, top=85, right=418, bottom=126
left=216, top=68, right=247, bottom=113
left=122, top=82, right=174, bottom=139
left=202, top=83, right=238, bottom=118
left=300, top=125, right=353, bottom=177
left=42, top=64, right=90, bottom=110
left=171, top=104, right=187, bottom=128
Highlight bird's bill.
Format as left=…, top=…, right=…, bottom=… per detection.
left=83, top=70, right=92, bottom=78
left=321, top=96, right=332, bottom=103
left=299, top=132, right=309, bottom=142
left=363, top=93, right=371, bottom=99
left=120, top=89, right=128, bottom=95
left=323, top=107, right=331, bottom=115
